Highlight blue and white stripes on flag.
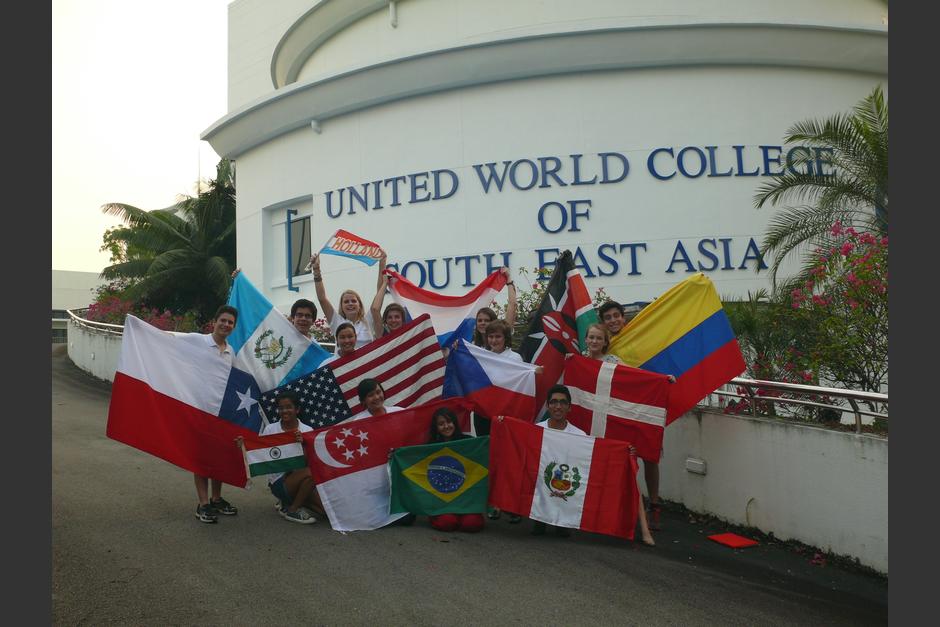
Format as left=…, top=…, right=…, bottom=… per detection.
left=385, top=268, right=508, bottom=346
left=227, top=273, right=331, bottom=393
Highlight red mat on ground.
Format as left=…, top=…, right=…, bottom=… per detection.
left=708, top=533, right=759, bottom=548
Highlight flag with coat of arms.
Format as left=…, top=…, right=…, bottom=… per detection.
left=226, top=272, right=332, bottom=396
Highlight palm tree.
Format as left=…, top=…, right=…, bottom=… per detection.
left=755, top=85, right=887, bottom=291
left=100, top=159, right=236, bottom=320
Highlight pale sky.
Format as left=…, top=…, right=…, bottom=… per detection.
left=52, top=0, right=233, bottom=273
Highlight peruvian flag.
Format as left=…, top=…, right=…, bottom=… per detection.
left=563, top=354, right=671, bottom=463
left=488, top=416, right=639, bottom=539
left=305, top=398, right=476, bottom=531
left=518, top=250, right=598, bottom=419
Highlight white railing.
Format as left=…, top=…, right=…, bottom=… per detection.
left=66, top=309, right=337, bottom=351
left=706, top=378, right=888, bottom=434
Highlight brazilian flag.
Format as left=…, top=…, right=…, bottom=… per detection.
left=389, top=437, right=489, bottom=515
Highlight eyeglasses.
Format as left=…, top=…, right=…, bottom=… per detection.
left=547, top=399, right=570, bottom=406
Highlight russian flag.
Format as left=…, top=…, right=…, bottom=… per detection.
left=227, top=272, right=331, bottom=394
left=443, top=340, right=537, bottom=421
left=385, top=268, right=508, bottom=346
left=607, top=273, right=746, bottom=423
left=107, top=316, right=265, bottom=487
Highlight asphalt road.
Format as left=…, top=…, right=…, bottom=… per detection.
left=52, top=346, right=887, bottom=625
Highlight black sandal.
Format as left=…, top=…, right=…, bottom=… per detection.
left=487, top=507, right=501, bottom=520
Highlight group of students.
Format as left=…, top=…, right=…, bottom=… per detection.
left=191, top=255, right=664, bottom=545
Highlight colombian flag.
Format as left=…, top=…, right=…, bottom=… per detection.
left=608, top=273, right=745, bottom=423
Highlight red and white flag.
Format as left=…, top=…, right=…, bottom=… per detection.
left=330, top=313, right=446, bottom=415
left=306, top=398, right=476, bottom=531
left=488, top=416, right=639, bottom=539
left=563, top=354, right=672, bottom=463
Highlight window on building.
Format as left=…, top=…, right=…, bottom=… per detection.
left=290, top=216, right=311, bottom=277
left=52, top=328, right=68, bottom=343
left=52, top=309, right=68, bottom=319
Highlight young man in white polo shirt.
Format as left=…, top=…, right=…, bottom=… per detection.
left=191, top=305, right=241, bottom=523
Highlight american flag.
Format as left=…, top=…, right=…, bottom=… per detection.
left=260, top=314, right=445, bottom=427
left=259, top=366, right=351, bottom=429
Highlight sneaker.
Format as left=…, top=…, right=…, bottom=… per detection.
left=508, top=514, right=522, bottom=524
left=195, top=504, right=218, bottom=524
left=281, top=508, right=317, bottom=524
left=209, top=497, right=238, bottom=516
left=648, top=503, right=662, bottom=531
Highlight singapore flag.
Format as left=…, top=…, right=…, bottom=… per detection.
left=305, top=398, right=475, bottom=531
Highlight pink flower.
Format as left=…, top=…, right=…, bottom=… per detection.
left=840, top=242, right=855, bottom=256
left=830, top=221, right=843, bottom=236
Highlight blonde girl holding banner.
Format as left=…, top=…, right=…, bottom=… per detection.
left=309, top=250, right=386, bottom=352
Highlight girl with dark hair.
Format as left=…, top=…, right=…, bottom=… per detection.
left=322, top=322, right=358, bottom=366
left=472, top=267, right=517, bottom=346
left=257, top=392, right=325, bottom=524
left=425, top=407, right=485, bottom=533
left=347, top=378, right=404, bottom=422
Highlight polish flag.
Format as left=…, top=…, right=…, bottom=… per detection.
left=563, top=354, right=671, bottom=463
left=488, top=416, right=639, bottom=539
left=442, top=339, right=537, bottom=421
left=306, top=398, right=477, bottom=531
left=107, top=316, right=269, bottom=487
left=385, top=268, right=507, bottom=346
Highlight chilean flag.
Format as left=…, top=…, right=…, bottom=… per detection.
left=306, top=398, right=476, bottom=531
left=442, top=340, right=537, bottom=421
left=385, top=268, right=507, bottom=346
left=563, top=354, right=671, bottom=463
left=106, top=316, right=266, bottom=487
left=488, top=416, right=639, bottom=539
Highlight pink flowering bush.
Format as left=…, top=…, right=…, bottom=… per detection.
left=85, top=294, right=203, bottom=332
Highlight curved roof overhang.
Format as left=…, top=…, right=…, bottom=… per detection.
left=203, top=22, right=887, bottom=159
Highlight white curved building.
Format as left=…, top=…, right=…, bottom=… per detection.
left=202, top=0, right=887, bottom=312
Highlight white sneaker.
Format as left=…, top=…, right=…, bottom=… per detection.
left=282, top=508, right=317, bottom=524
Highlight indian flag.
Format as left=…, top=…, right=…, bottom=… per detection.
left=242, top=431, right=307, bottom=477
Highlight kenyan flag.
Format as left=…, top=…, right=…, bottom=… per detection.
left=518, top=250, right=598, bottom=419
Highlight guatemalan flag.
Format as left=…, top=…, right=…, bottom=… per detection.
left=107, top=316, right=266, bottom=487
left=385, top=268, right=508, bottom=346
left=227, top=272, right=332, bottom=395
left=443, top=340, right=537, bottom=421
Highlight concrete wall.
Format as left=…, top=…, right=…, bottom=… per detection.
left=646, top=408, right=888, bottom=573
left=67, top=321, right=121, bottom=383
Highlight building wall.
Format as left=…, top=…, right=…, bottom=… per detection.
left=650, top=408, right=888, bottom=573
left=211, top=0, right=887, bottom=314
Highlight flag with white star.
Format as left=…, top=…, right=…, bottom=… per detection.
left=260, top=365, right=352, bottom=429
left=218, top=366, right=268, bottom=432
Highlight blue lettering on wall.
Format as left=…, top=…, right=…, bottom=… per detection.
left=697, top=239, right=719, bottom=271
left=677, top=146, right=707, bottom=178
left=472, top=161, right=511, bottom=193
left=599, top=152, right=629, bottom=184
left=410, top=172, right=431, bottom=203
left=647, top=147, right=676, bottom=181
left=760, top=145, right=784, bottom=176
left=739, top=238, right=769, bottom=270
left=509, top=159, right=539, bottom=190
left=570, top=153, right=598, bottom=186
left=706, top=146, right=733, bottom=177
left=433, top=169, right=459, bottom=200
left=666, top=241, right=696, bottom=273
left=453, top=255, right=481, bottom=287
left=596, top=244, right=619, bottom=276
left=733, top=145, right=761, bottom=177
left=426, top=257, right=452, bottom=289
left=618, top=243, right=646, bottom=276
left=400, top=260, right=427, bottom=286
